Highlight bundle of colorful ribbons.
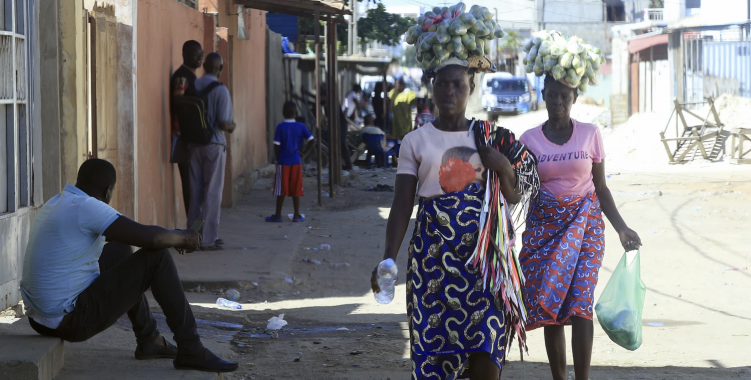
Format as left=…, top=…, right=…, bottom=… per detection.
left=468, top=120, right=540, bottom=356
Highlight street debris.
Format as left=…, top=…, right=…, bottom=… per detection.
left=226, top=289, right=241, bottom=301
left=320, top=244, right=331, bottom=250
left=303, top=258, right=322, bottom=265
left=267, top=314, right=288, bottom=330
left=724, top=266, right=748, bottom=271
left=366, top=184, right=394, bottom=192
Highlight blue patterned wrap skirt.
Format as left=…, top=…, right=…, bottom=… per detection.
left=407, top=184, right=509, bottom=380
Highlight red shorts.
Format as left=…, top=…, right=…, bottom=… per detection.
left=274, top=164, right=303, bottom=197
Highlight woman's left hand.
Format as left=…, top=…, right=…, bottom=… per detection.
left=478, top=146, right=512, bottom=176
left=618, top=228, right=642, bottom=252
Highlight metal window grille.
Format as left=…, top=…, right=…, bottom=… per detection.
left=0, top=0, right=30, bottom=213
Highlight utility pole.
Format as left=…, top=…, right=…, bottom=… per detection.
left=494, top=7, right=499, bottom=67
left=603, top=1, right=607, bottom=51
left=348, top=1, right=353, bottom=55
left=353, top=0, right=358, bottom=55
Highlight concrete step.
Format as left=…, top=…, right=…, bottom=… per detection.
left=0, top=335, right=64, bottom=380
left=55, top=347, right=223, bottom=380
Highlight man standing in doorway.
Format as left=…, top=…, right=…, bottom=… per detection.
left=170, top=40, right=204, bottom=220
left=188, top=52, right=236, bottom=251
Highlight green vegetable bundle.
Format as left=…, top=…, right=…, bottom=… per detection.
left=523, top=30, right=604, bottom=92
left=405, top=2, right=505, bottom=70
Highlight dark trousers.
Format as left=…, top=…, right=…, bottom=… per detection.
left=339, top=111, right=354, bottom=170
left=29, top=242, right=202, bottom=352
left=178, top=162, right=191, bottom=219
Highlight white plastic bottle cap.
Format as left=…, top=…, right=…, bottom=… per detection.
left=382, top=258, right=395, bottom=269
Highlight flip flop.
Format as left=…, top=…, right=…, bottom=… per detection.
left=200, top=244, right=223, bottom=251
left=215, top=239, right=225, bottom=245
left=288, top=214, right=306, bottom=222
left=265, top=215, right=284, bottom=223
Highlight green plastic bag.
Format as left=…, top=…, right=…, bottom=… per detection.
left=594, top=250, right=646, bottom=351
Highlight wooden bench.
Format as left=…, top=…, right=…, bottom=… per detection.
left=660, top=97, right=725, bottom=164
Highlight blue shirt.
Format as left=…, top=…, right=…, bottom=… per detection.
left=20, top=184, right=120, bottom=323
left=194, top=74, right=233, bottom=145
left=274, top=120, right=314, bottom=166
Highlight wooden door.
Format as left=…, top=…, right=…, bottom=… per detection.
left=630, top=54, right=639, bottom=116
left=87, top=4, right=120, bottom=209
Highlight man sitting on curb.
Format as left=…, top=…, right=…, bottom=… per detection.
left=20, top=159, right=238, bottom=373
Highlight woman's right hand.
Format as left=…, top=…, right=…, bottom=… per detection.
left=370, top=266, right=381, bottom=294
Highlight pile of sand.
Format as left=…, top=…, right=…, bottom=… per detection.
left=601, top=111, right=673, bottom=170
left=714, top=94, right=751, bottom=131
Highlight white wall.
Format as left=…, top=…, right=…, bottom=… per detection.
left=542, top=0, right=604, bottom=24
left=464, top=0, right=536, bottom=29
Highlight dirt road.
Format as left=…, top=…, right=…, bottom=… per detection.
left=23, top=105, right=747, bottom=380
left=166, top=104, right=751, bottom=379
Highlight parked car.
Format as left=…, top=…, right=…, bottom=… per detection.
left=481, top=74, right=537, bottom=120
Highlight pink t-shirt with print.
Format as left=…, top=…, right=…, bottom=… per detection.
left=519, top=120, right=605, bottom=198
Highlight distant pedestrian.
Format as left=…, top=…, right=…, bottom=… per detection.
left=170, top=40, right=204, bottom=218
left=360, top=115, right=395, bottom=152
left=340, top=84, right=364, bottom=170
left=187, top=52, right=236, bottom=251
left=388, top=77, right=417, bottom=141
left=266, top=101, right=315, bottom=223
left=414, top=98, right=434, bottom=128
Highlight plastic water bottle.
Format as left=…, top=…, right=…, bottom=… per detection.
left=216, top=298, right=242, bottom=309
left=374, top=258, right=398, bottom=304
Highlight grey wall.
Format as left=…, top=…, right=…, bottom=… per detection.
left=543, top=22, right=618, bottom=55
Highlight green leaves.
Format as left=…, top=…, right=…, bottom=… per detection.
left=358, top=3, right=417, bottom=47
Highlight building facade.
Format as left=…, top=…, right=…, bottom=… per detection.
left=0, top=0, right=269, bottom=311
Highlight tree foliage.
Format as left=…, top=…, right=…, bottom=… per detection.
left=358, top=3, right=417, bottom=46
left=499, top=30, right=524, bottom=53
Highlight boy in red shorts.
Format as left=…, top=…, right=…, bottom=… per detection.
left=266, top=102, right=315, bottom=223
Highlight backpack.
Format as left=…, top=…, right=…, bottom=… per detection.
left=174, top=81, right=223, bottom=145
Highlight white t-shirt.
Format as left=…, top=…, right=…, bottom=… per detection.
left=396, top=122, right=484, bottom=198
left=21, top=184, right=120, bottom=329
left=341, top=91, right=359, bottom=118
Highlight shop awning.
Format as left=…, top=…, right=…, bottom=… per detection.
left=296, top=55, right=393, bottom=75
left=234, top=0, right=351, bottom=22
left=628, top=33, right=668, bottom=53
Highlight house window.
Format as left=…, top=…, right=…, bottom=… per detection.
left=175, top=0, right=198, bottom=9
left=237, top=6, right=249, bottom=40
left=0, top=0, right=30, bottom=213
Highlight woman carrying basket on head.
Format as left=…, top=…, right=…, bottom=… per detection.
left=370, top=4, right=540, bottom=379
left=517, top=31, right=643, bottom=380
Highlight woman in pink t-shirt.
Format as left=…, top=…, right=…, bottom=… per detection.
left=518, top=75, right=642, bottom=380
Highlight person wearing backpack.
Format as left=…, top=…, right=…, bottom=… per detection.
left=181, top=52, right=235, bottom=251
left=170, top=40, right=204, bottom=220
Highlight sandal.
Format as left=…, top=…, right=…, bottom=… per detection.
left=265, top=215, right=283, bottom=223
left=292, top=215, right=305, bottom=223
left=215, top=239, right=225, bottom=245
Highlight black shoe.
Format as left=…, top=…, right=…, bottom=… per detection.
left=135, top=337, right=178, bottom=360
left=173, top=348, right=239, bottom=373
